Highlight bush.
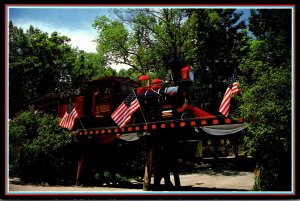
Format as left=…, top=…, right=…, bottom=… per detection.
left=250, top=135, right=291, bottom=191
left=9, top=106, right=76, bottom=184
left=239, top=66, right=292, bottom=191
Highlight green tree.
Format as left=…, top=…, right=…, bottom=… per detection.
left=9, top=22, right=114, bottom=116
left=92, top=15, right=138, bottom=70
left=238, top=9, right=292, bottom=191
left=93, top=8, right=191, bottom=78
left=70, top=50, right=116, bottom=90
left=186, top=9, right=249, bottom=113
left=9, top=107, right=76, bottom=184
left=93, top=8, right=249, bottom=114
left=9, top=22, right=75, bottom=116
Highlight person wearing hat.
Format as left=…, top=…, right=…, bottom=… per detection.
left=137, top=74, right=150, bottom=95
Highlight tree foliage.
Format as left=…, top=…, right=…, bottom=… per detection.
left=9, top=22, right=72, bottom=115
left=93, top=9, right=193, bottom=78
left=9, top=107, right=76, bottom=183
left=93, top=9, right=248, bottom=113
left=8, top=8, right=293, bottom=190
left=9, top=21, right=114, bottom=117
left=238, top=9, right=292, bottom=191
left=186, top=9, right=249, bottom=113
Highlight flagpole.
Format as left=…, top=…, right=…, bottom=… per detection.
left=77, top=117, right=86, bottom=131
left=70, top=100, right=86, bottom=131
left=131, top=88, right=148, bottom=125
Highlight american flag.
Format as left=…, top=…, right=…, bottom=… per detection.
left=111, top=90, right=140, bottom=128
left=218, top=71, right=241, bottom=117
left=59, top=102, right=79, bottom=130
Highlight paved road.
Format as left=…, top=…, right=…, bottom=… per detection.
left=9, top=171, right=254, bottom=192
left=8, top=157, right=255, bottom=193
left=173, top=171, right=254, bottom=191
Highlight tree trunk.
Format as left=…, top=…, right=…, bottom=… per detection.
left=76, top=150, right=85, bottom=186
left=143, top=141, right=154, bottom=191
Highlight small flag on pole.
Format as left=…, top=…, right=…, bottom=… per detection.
left=218, top=70, right=241, bottom=117
left=59, top=102, right=79, bottom=130
left=111, top=90, right=140, bottom=128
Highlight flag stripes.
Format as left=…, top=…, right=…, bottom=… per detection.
left=218, top=70, right=241, bottom=117
left=59, top=102, right=79, bottom=130
left=218, top=87, right=232, bottom=117
left=232, top=82, right=240, bottom=95
left=111, top=91, right=140, bottom=128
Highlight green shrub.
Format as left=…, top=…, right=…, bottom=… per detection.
left=9, top=106, right=76, bottom=184
left=239, top=66, right=292, bottom=191
left=250, top=135, right=291, bottom=191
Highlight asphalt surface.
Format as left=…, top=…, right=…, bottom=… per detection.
left=9, top=171, right=254, bottom=192
left=8, top=157, right=255, bottom=193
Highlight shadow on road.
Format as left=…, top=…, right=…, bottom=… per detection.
left=9, top=179, right=252, bottom=192
left=166, top=185, right=249, bottom=191
left=105, top=183, right=250, bottom=191
left=9, top=157, right=254, bottom=192
left=180, top=156, right=255, bottom=176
